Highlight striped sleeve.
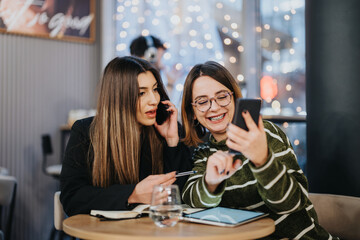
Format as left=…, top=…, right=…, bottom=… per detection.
left=181, top=145, right=224, bottom=208
left=249, top=120, right=309, bottom=214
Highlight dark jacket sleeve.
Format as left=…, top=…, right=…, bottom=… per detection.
left=163, top=123, right=194, bottom=192
left=59, top=118, right=136, bottom=216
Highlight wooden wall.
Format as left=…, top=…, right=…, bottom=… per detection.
left=0, top=3, right=101, bottom=239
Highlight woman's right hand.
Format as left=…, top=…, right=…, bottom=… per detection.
left=128, top=171, right=176, bottom=204
left=205, top=151, right=242, bottom=193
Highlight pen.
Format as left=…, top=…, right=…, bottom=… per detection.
left=175, top=170, right=197, bottom=177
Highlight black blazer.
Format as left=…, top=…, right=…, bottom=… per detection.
left=60, top=117, right=193, bottom=216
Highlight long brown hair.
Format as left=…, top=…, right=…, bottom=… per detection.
left=90, top=56, right=169, bottom=187
left=181, top=61, right=242, bottom=147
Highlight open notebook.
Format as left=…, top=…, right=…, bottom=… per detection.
left=90, top=204, right=203, bottom=220
left=90, top=204, right=150, bottom=220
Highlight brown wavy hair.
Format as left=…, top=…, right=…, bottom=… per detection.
left=181, top=61, right=243, bottom=147
left=90, top=56, right=169, bottom=187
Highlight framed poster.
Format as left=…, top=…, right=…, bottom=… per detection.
left=0, top=0, right=95, bottom=43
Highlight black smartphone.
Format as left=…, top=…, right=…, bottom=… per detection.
left=229, top=98, right=262, bottom=154
left=156, top=100, right=171, bottom=125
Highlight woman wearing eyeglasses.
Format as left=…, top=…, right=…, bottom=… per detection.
left=180, top=61, right=337, bottom=239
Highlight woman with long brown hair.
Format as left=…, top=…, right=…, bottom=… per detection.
left=60, top=56, right=192, bottom=216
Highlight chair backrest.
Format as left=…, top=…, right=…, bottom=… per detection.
left=41, top=134, right=53, bottom=175
left=41, top=134, right=62, bottom=179
left=0, top=175, right=17, bottom=240
left=54, top=191, right=65, bottom=231
left=42, top=134, right=53, bottom=155
left=309, top=193, right=360, bottom=240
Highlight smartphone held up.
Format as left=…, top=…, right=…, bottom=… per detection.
left=229, top=98, right=262, bottom=154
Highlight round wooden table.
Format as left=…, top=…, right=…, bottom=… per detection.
left=63, top=214, right=275, bottom=240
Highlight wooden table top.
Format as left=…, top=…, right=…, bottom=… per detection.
left=63, top=214, right=275, bottom=240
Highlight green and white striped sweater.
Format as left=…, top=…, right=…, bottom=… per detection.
left=182, top=120, right=338, bottom=240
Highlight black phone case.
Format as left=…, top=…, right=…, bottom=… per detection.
left=156, top=101, right=170, bottom=125
left=229, top=98, right=262, bottom=154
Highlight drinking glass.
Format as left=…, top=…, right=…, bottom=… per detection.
left=149, top=185, right=182, bottom=227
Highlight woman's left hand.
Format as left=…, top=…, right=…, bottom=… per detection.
left=226, top=112, right=268, bottom=167
left=154, top=100, right=179, bottom=147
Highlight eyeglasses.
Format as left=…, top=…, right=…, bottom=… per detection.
left=192, top=91, right=233, bottom=112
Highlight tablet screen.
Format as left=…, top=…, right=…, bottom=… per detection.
left=184, top=207, right=266, bottom=225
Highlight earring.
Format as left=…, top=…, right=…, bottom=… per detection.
left=194, top=119, right=200, bottom=127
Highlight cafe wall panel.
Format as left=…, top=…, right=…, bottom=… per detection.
left=306, top=0, right=360, bottom=197
left=0, top=4, right=100, bottom=240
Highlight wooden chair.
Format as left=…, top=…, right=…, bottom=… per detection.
left=42, top=134, right=62, bottom=240
left=309, top=193, right=360, bottom=240
left=52, top=191, right=75, bottom=240
left=0, top=175, right=17, bottom=240
left=54, top=191, right=65, bottom=232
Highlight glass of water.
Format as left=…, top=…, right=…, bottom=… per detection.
left=149, top=184, right=182, bottom=227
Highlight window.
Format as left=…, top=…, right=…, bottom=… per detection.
left=111, top=0, right=306, bottom=171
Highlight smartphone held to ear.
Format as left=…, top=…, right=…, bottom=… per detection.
left=229, top=98, right=262, bottom=154
left=156, top=100, right=171, bottom=125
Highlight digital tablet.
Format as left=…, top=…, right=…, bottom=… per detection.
left=181, top=207, right=268, bottom=227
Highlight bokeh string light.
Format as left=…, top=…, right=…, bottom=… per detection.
left=259, top=0, right=306, bottom=172
left=113, top=0, right=306, bottom=171
left=114, top=0, right=305, bottom=118
left=260, top=0, right=305, bottom=116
